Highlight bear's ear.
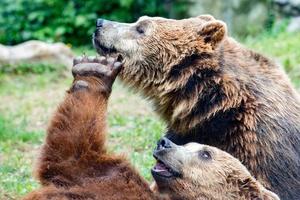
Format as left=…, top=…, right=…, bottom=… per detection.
left=198, top=20, right=227, bottom=48
left=197, top=14, right=215, bottom=21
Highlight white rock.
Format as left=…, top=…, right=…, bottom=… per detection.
left=287, top=17, right=300, bottom=32
left=0, top=40, right=74, bottom=68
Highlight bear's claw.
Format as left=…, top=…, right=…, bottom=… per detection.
left=72, top=55, right=122, bottom=82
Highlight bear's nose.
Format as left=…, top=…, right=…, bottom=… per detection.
left=157, top=137, right=172, bottom=150
left=96, top=19, right=104, bottom=28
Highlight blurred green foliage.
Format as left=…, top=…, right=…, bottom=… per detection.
left=0, top=63, right=61, bottom=75
left=0, top=115, right=42, bottom=143
left=0, top=0, right=190, bottom=46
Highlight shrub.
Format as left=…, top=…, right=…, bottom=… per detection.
left=0, top=63, right=60, bottom=75
left=0, top=0, right=190, bottom=46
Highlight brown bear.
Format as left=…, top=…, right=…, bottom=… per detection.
left=151, top=137, right=280, bottom=200
left=22, top=56, right=161, bottom=200
left=92, top=15, right=300, bottom=199
left=22, top=56, right=278, bottom=200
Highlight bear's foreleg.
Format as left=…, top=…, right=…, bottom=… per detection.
left=34, top=56, right=122, bottom=186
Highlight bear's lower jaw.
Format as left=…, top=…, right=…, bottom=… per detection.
left=152, top=161, right=173, bottom=178
left=151, top=156, right=181, bottom=181
left=92, top=37, right=123, bottom=62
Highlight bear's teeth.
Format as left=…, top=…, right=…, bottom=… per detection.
left=154, top=161, right=168, bottom=172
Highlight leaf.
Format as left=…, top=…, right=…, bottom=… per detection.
left=75, top=15, right=86, bottom=27
left=55, top=26, right=66, bottom=36
left=119, top=0, right=134, bottom=8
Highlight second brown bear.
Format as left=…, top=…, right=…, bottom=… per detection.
left=93, top=15, right=300, bottom=199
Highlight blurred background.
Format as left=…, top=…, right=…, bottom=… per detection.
left=0, top=0, right=299, bottom=199
left=1, top=0, right=300, bottom=45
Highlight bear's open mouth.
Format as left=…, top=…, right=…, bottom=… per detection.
left=152, top=155, right=181, bottom=178
left=93, top=38, right=123, bottom=62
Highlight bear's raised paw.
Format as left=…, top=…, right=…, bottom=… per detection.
left=72, top=55, right=122, bottom=90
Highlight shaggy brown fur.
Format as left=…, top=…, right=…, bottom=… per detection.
left=22, top=57, right=160, bottom=200
left=93, top=15, right=300, bottom=199
left=152, top=138, right=279, bottom=200
left=22, top=56, right=280, bottom=200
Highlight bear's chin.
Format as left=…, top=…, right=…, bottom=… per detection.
left=151, top=159, right=181, bottom=182
left=152, top=161, right=174, bottom=178
left=92, top=37, right=124, bottom=62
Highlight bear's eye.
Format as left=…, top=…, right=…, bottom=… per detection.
left=136, top=25, right=145, bottom=34
left=198, top=150, right=211, bottom=160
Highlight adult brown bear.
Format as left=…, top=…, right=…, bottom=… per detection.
left=92, top=15, right=300, bottom=199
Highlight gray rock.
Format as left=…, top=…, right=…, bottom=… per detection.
left=274, top=0, right=300, bottom=16
left=287, top=16, right=300, bottom=32
left=189, top=0, right=269, bottom=36
left=0, top=40, right=74, bottom=68
left=274, top=0, right=300, bottom=7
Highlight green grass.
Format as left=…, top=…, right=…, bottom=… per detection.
left=0, top=69, right=164, bottom=199
left=0, top=32, right=299, bottom=199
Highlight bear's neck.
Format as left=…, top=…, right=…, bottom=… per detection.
left=226, top=176, right=267, bottom=200
left=168, top=176, right=265, bottom=200
left=153, top=43, right=254, bottom=134
left=202, top=177, right=265, bottom=200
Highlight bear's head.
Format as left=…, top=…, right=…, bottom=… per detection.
left=151, top=137, right=279, bottom=200
left=93, top=15, right=226, bottom=91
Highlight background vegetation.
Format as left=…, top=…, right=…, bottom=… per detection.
left=0, top=0, right=190, bottom=45
left=0, top=0, right=294, bottom=45
left=0, top=0, right=300, bottom=199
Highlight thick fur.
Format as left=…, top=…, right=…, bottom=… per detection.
left=22, top=58, right=280, bottom=200
left=93, top=15, right=300, bottom=199
left=23, top=71, right=159, bottom=199
left=153, top=139, right=279, bottom=200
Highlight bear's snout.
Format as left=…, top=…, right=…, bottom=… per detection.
left=156, top=137, right=175, bottom=151
left=96, top=18, right=104, bottom=28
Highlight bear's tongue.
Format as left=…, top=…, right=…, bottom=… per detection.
left=153, top=161, right=173, bottom=177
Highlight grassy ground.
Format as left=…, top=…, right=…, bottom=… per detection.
left=0, top=32, right=300, bottom=199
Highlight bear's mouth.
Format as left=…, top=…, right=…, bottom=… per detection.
left=93, top=37, right=123, bottom=62
left=152, top=155, right=181, bottom=178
